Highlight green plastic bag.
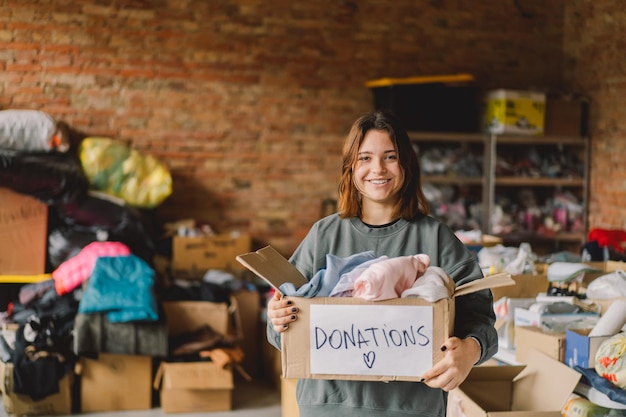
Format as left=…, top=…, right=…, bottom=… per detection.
left=79, top=137, right=172, bottom=208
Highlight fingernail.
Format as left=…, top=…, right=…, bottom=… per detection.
left=290, top=315, right=296, bottom=320
left=291, top=307, right=297, bottom=313
left=287, top=300, right=293, bottom=305
left=420, top=378, right=425, bottom=382
left=283, top=324, right=289, bottom=329
left=440, top=345, right=447, bottom=352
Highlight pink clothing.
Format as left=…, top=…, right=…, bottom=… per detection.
left=353, top=254, right=431, bottom=301
left=400, top=266, right=456, bottom=302
left=52, top=241, right=131, bottom=295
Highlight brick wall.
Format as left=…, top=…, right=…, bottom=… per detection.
left=0, top=0, right=567, bottom=254
left=563, top=0, right=626, bottom=233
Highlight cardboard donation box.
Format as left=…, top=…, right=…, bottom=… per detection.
left=565, top=328, right=612, bottom=369
left=172, top=231, right=250, bottom=275
left=236, top=246, right=514, bottom=382
left=514, top=325, right=566, bottom=364
left=0, top=361, right=73, bottom=417
left=78, top=354, right=152, bottom=412
left=154, top=361, right=234, bottom=413
left=0, top=187, right=48, bottom=275
left=157, top=300, right=237, bottom=413
left=447, top=349, right=581, bottom=417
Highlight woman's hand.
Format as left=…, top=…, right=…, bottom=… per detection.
left=267, top=292, right=298, bottom=333
left=419, top=336, right=481, bottom=392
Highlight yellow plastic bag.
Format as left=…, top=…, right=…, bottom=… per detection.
left=79, top=137, right=172, bottom=208
left=595, top=332, right=626, bottom=388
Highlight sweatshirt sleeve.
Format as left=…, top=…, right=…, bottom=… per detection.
left=437, top=228, right=498, bottom=364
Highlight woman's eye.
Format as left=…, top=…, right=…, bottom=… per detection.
left=386, top=154, right=398, bottom=160
left=358, top=155, right=370, bottom=162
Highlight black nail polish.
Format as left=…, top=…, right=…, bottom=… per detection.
left=287, top=300, right=293, bottom=305
left=291, top=307, right=297, bottom=312
left=290, top=315, right=296, bottom=320
left=420, top=378, right=425, bottom=382
left=283, top=324, right=288, bottom=328
left=440, top=345, right=447, bottom=352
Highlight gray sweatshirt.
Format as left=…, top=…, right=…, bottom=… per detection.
left=267, top=214, right=496, bottom=417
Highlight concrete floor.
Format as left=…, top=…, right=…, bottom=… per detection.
left=0, top=379, right=282, bottom=417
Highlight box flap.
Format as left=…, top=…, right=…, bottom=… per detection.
left=511, top=349, right=581, bottom=411
left=236, top=246, right=309, bottom=294
left=454, top=272, right=515, bottom=297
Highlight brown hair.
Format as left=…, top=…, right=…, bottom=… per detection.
left=337, top=111, right=430, bottom=219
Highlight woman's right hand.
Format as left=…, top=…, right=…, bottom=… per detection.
left=267, top=292, right=298, bottom=333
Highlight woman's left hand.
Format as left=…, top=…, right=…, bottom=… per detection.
left=419, top=336, right=481, bottom=392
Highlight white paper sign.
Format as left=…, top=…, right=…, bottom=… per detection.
left=309, top=304, right=433, bottom=377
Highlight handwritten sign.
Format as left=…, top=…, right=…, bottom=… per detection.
left=309, top=304, right=433, bottom=377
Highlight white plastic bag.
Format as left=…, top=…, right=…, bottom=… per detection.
left=586, top=270, right=626, bottom=299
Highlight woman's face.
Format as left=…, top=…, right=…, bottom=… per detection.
left=353, top=129, right=403, bottom=208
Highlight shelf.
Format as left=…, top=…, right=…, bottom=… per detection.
left=495, top=177, right=585, bottom=187
left=423, top=175, right=484, bottom=185
left=495, top=134, right=587, bottom=145
left=498, top=231, right=585, bottom=245
left=0, top=274, right=52, bottom=284
left=408, top=131, right=485, bottom=143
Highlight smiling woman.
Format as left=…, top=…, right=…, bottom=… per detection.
left=264, top=111, right=497, bottom=417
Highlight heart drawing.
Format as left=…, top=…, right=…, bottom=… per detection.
left=363, top=351, right=376, bottom=368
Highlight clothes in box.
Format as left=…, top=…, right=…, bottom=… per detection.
left=154, top=361, right=233, bottom=413
left=484, top=89, right=546, bottom=135
left=0, top=187, right=48, bottom=275
left=366, top=73, right=480, bottom=133
left=78, top=353, right=152, bottom=412
left=0, top=361, right=73, bottom=417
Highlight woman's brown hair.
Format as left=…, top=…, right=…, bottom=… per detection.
left=337, top=111, right=430, bottom=219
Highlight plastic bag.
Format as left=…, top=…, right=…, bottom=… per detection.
left=0, top=148, right=88, bottom=205
left=78, top=137, right=172, bottom=208
left=586, top=270, right=626, bottom=299
left=0, top=109, right=69, bottom=152
left=595, top=332, right=626, bottom=389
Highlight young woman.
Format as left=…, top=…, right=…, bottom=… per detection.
left=266, top=111, right=496, bottom=417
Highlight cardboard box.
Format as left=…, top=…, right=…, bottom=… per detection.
left=447, top=349, right=581, bottom=417
left=0, top=361, right=73, bottom=417
left=514, top=325, right=566, bottom=364
left=0, top=187, right=48, bottom=275
left=172, top=231, right=251, bottom=275
left=544, top=97, right=587, bottom=137
left=162, top=300, right=231, bottom=337
left=484, top=89, right=546, bottom=135
left=78, top=353, right=152, bottom=412
left=233, top=289, right=261, bottom=377
left=564, top=328, right=612, bottom=369
left=281, top=378, right=299, bottom=417
left=236, top=246, right=514, bottom=382
left=154, top=361, right=233, bottom=413
left=491, top=274, right=549, bottom=350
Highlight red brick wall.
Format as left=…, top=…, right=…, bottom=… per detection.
left=0, top=0, right=566, bottom=254
left=563, top=0, right=626, bottom=234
